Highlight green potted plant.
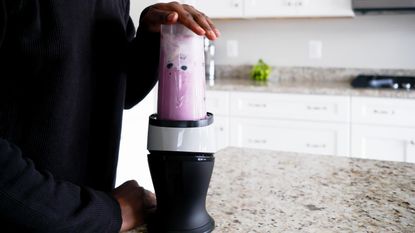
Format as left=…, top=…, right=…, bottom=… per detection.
left=250, top=59, right=272, bottom=82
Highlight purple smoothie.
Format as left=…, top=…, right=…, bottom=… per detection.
left=157, top=24, right=207, bottom=121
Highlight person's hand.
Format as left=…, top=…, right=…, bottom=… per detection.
left=140, top=2, right=220, bottom=40
left=112, top=180, right=156, bottom=232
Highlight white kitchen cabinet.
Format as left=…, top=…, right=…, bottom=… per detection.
left=351, top=125, right=415, bottom=163
left=206, top=90, right=415, bottom=163
left=230, top=117, right=350, bottom=156
left=351, top=96, right=415, bottom=128
left=197, top=0, right=353, bottom=18
left=134, top=0, right=353, bottom=19
left=196, top=0, right=244, bottom=18
left=213, top=116, right=230, bottom=151
left=230, top=91, right=350, bottom=123
left=351, top=96, right=415, bottom=163
left=206, top=91, right=231, bottom=151
left=155, top=0, right=244, bottom=18
left=207, top=90, right=350, bottom=156
left=244, top=0, right=354, bottom=18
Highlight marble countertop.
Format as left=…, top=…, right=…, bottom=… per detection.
left=206, top=79, right=415, bottom=99
left=130, top=147, right=415, bottom=233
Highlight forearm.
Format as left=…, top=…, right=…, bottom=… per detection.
left=0, top=0, right=7, bottom=47
left=124, top=6, right=160, bottom=109
left=0, top=138, right=122, bottom=232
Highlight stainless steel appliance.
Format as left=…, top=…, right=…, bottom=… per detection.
left=204, top=38, right=215, bottom=85
left=353, top=0, right=415, bottom=11
left=351, top=74, right=415, bottom=90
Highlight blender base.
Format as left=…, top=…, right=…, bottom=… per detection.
left=147, top=215, right=215, bottom=233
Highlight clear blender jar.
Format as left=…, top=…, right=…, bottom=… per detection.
left=157, top=23, right=207, bottom=121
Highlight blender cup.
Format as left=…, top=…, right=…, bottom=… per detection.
left=157, top=23, right=207, bottom=121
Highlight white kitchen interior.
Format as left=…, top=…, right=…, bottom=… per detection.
left=116, top=0, right=415, bottom=193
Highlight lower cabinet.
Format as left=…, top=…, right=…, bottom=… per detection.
left=351, top=125, right=415, bottom=163
left=230, top=118, right=350, bottom=156
left=213, top=116, right=230, bottom=151
left=207, top=90, right=415, bottom=163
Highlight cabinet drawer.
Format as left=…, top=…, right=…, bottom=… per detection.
left=206, top=91, right=230, bottom=116
left=351, top=125, right=415, bottom=163
left=352, top=97, right=415, bottom=127
left=230, top=92, right=350, bottom=122
left=230, top=118, right=350, bottom=156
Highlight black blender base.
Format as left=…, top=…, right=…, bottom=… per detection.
left=147, top=215, right=215, bottom=233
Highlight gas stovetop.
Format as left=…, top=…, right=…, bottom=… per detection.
left=351, top=74, right=415, bottom=90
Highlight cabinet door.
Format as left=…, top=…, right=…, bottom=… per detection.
left=195, top=0, right=244, bottom=18
left=206, top=91, right=230, bottom=151
left=244, top=0, right=298, bottom=17
left=230, top=91, right=350, bottom=123
left=244, top=0, right=354, bottom=18
left=352, top=96, right=415, bottom=128
left=351, top=125, right=415, bottom=163
left=230, top=118, right=350, bottom=156
left=213, top=116, right=230, bottom=151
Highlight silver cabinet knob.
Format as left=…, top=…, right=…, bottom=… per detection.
left=306, top=143, right=327, bottom=149
left=233, top=0, right=240, bottom=7
left=307, top=106, right=328, bottom=111
left=248, top=103, right=267, bottom=108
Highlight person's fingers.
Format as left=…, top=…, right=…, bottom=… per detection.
left=141, top=6, right=178, bottom=32
left=205, top=15, right=220, bottom=38
left=112, top=181, right=146, bottom=231
left=155, top=2, right=205, bottom=36
left=142, top=2, right=220, bottom=40
left=182, top=4, right=216, bottom=40
left=143, top=189, right=157, bottom=209
left=126, top=179, right=139, bottom=187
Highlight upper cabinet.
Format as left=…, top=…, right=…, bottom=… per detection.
left=196, top=0, right=244, bottom=18
left=196, top=0, right=354, bottom=19
left=146, top=0, right=354, bottom=19
left=244, top=0, right=355, bottom=18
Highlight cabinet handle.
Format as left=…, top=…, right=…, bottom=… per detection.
left=232, top=0, right=240, bottom=8
left=295, top=0, right=303, bottom=6
left=410, top=140, right=415, bottom=146
left=373, top=109, right=395, bottom=115
left=306, top=143, right=327, bottom=149
left=306, top=106, right=328, bottom=111
left=248, top=139, right=268, bottom=144
left=248, top=103, right=267, bottom=108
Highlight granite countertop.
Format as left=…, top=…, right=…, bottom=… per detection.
left=207, top=66, right=415, bottom=99
left=207, top=79, right=415, bottom=99
left=130, top=147, right=415, bottom=233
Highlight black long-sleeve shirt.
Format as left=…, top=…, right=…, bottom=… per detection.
left=0, top=0, right=160, bottom=232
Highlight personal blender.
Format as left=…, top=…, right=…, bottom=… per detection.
left=146, top=23, right=216, bottom=233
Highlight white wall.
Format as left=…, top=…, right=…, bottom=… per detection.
left=213, top=14, right=415, bottom=69
left=117, top=88, right=157, bottom=192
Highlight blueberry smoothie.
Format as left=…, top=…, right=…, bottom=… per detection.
left=157, top=24, right=207, bottom=121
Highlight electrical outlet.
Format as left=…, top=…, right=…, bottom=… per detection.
left=227, top=40, right=239, bottom=58
left=309, top=40, right=323, bottom=59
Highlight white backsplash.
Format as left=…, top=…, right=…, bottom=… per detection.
left=212, top=13, right=415, bottom=69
